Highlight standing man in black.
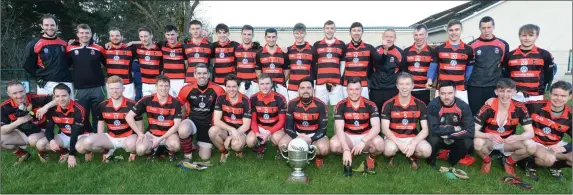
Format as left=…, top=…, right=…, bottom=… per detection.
left=23, top=14, right=74, bottom=98
left=369, top=29, right=404, bottom=112
left=66, top=24, right=106, bottom=133
left=468, top=16, right=510, bottom=116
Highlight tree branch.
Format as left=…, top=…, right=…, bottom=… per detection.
left=128, top=0, right=162, bottom=33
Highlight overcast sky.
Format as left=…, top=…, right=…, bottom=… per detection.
left=195, top=1, right=468, bottom=28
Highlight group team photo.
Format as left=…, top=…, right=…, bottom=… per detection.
left=1, top=1, right=572, bottom=194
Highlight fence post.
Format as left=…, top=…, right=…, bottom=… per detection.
left=567, top=49, right=572, bottom=75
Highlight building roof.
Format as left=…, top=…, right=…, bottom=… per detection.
left=411, top=0, right=502, bottom=31
left=229, top=26, right=413, bottom=32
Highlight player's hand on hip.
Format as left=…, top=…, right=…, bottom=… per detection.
left=67, top=156, right=76, bottom=168
left=343, top=150, right=352, bottom=166
left=49, top=140, right=60, bottom=152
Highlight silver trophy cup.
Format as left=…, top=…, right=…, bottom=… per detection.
left=280, top=138, right=317, bottom=183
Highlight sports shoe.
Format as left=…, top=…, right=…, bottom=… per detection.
left=235, top=151, right=243, bottom=158
left=503, top=157, right=518, bottom=178
left=549, top=168, right=564, bottom=181
left=13, top=152, right=31, bottom=165
left=409, top=157, right=419, bottom=170
left=37, top=152, right=49, bottom=163
left=169, top=152, right=177, bottom=162
left=315, top=157, right=324, bottom=168
left=220, top=151, right=230, bottom=163
left=274, top=149, right=283, bottom=160
left=255, top=145, right=266, bottom=160
left=58, top=154, right=69, bottom=164
left=459, top=155, right=476, bottom=166
left=481, top=160, right=492, bottom=174
left=524, top=160, right=538, bottom=181
left=102, top=155, right=115, bottom=163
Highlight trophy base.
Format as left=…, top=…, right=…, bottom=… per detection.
left=287, top=175, right=310, bottom=183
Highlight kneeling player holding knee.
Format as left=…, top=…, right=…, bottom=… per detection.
left=473, top=78, right=536, bottom=177
left=246, top=74, right=287, bottom=159
left=279, top=77, right=330, bottom=168
left=1, top=80, right=56, bottom=165
left=381, top=73, right=431, bottom=169
left=83, top=76, right=144, bottom=163
left=210, top=74, right=252, bottom=162
left=330, top=78, right=385, bottom=176
left=126, top=76, right=184, bottom=161
left=35, top=83, right=91, bottom=168
left=522, top=81, right=572, bottom=180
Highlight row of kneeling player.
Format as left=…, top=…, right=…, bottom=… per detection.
left=2, top=69, right=571, bottom=180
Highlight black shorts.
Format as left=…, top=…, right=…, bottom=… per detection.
left=193, top=122, right=212, bottom=144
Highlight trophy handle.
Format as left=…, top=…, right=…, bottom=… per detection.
left=279, top=144, right=289, bottom=160
left=307, top=144, right=317, bottom=161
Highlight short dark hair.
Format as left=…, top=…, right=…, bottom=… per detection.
left=447, top=19, right=462, bottom=29
left=438, top=80, right=456, bottom=91
left=293, top=23, right=306, bottom=32
left=156, top=75, right=170, bottom=84
left=6, top=80, right=23, bottom=89
left=53, top=83, right=71, bottom=95
left=265, top=28, right=277, bottom=36
left=195, top=63, right=210, bottom=73
left=225, top=74, right=239, bottom=86
left=40, top=14, right=58, bottom=25
left=396, top=72, right=414, bottom=84
left=350, top=22, right=363, bottom=32
left=76, top=24, right=90, bottom=31
left=550, top=80, right=573, bottom=95
left=299, top=77, right=314, bottom=88
left=414, top=24, right=428, bottom=32
left=215, top=23, right=229, bottom=33
left=109, top=27, right=122, bottom=35
left=164, top=24, right=177, bottom=33
left=258, top=73, right=273, bottom=83
left=138, top=26, right=152, bottom=34
left=495, top=78, right=516, bottom=90
left=479, top=16, right=495, bottom=27
left=189, top=20, right=202, bottom=27
left=324, top=20, right=335, bottom=27
left=241, top=24, right=254, bottom=33
left=519, top=24, right=540, bottom=36
left=348, top=77, right=362, bottom=87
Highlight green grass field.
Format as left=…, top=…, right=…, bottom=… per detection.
left=2, top=107, right=572, bottom=194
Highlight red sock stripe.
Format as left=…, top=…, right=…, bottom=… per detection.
left=180, top=136, right=194, bottom=154
left=219, top=148, right=228, bottom=154
left=38, top=151, right=46, bottom=156
left=506, top=156, right=516, bottom=165
left=483, top=156, right=491, bottom=163
left=13, top=149, right=26, bottom=156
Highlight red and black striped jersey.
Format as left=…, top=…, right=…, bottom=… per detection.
left=97, top=97, right=141, bottom=138
left=475, top=98, right=532, bottom=138
left=344, top=41, right=375, bottom=86
left=402, top=44, right=437, bottom=89
left=380, top=95, right=427, bottom=138
left=527, top=100, right=572, bottom=146
left=183, top=38, right=213, bottom=82
left=213, top=41, right=240, bottom=85
left=132, top=94, right=182, bottom=136
left=0, top=94, right=52, bottom=134
left=178, top=82, right=226, bottom=126
left=503, top=45, right=554, bottom=96
left=287, top=42, right=314, bottom=91
left=434, top=40, right=475, bottom=91
left=135, top=44, right=163, bottom=84
left=214, top=93, right=252, bottom=129
left=250, top=91, right=287, bottom=130
left=105, top=44, right=134, bottom=84
left=160, top=41, right=186, bottom=79
left=334, top=97, right=379, bottom=135
left=285, top=97, right=328, bottom=141
left=256, top=45, right=289, bottom=86
left=313, top=38, right=346, bottom=85
left=45, top=100, right=87, bottom=155
left=235, top=43, right=261, bottom=81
